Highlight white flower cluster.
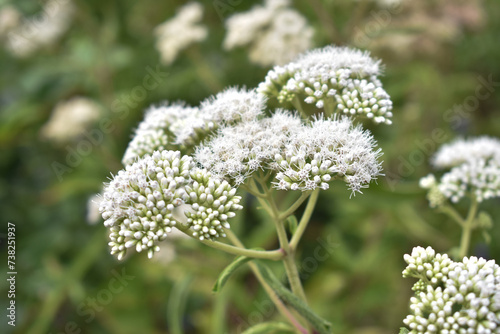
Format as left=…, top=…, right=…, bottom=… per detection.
left=5, top=0, right=74, bottom=58
left=40, top=97, right=101, bottom=143
left=100, top=150, right=242, bottom=259
left=258, top=45, right=393, bottom=124
left=122, top=103, right=205, bottom=165
left=195, top=110, right=302, bottom=185
left=402, top=246, right=500, bottom=334
left=122, top=88, right=266, bottom=166
left=275, top=116, right=382, bottom=194
left=155, top=2, right=207, bottom=65
left=420, top=137, right=500, bottom=204
left=432, top=137, right=500, bottom=169
left=223, top=0, right=314, bottom=66
left=196, top=112, right=382, bottom=194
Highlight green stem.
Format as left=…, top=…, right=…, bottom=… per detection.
left=289, top=189, right=320, bottom=251
left=458, top=198, right=479, bottom=259
left=438, top=204, right=465, bottom=227
left=279, top=191, right=312, bottom=220
left=225, top=231, right=308, bottom=334
left=256, top=180, right=308, bottom=303
left=199, top=238, right=284, bottom=261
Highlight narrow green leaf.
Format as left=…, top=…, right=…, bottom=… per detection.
left=399, top=327, right=410, bottom=334
left=212, top=256, right=251, bottom=293
left=256, top=262, right=332, bottom=334
left=241, top=321, right=294, bottom=334
left=167, top=276, right=193, bottom=334
left=286, top=215, right=298, bottom=234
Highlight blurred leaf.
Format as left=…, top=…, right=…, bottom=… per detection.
left=212, top=255, right=251, bottom=293
left=167, top=276, right=193, bottom=334
left=241, top=321, right=294, bottom=334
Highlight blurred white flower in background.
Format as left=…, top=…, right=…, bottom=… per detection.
left=40, top=97, right=102, bottom=143
left=86, top=194, right=103, bottom=225
left=154, top=2, right=208, bottom=65
left=5, top=0, right=74, bottom=58
left=0, top=6, right=21, bottom=37
left=223, top=0, right=314, bottom=66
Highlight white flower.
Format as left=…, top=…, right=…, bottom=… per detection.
left=258, top=45, right=393, bottom=124
left=402, top=246, right=500, bottom=334
left=40, top=97, right=101, bottom=143
left=419, top=174, right=436, bottom=189
left=223, top=0, right=314, bottom=66
left=200, top=87, right=266, bottom=124
left=421, top=137, right=500, bottom=205
left=100, top=150, right=242, bottom=259
left=274, top=115, right=383, bottom=194
left=122, top=103, right=205, bottom=165
left=432, top=136, right=500, bottom=169
left=6, top=0, right=74, bottom=58
left=154, top=2, right=207, bottom=65
left=195, top=110, right=302, bottom=185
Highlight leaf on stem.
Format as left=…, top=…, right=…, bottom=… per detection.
left=241, top=321, right=295, bottom=334
left=212, top=256, right=252, bottom=293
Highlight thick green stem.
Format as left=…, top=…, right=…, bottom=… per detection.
left=458, top=198, right=479, bottom=259
left=225, top=231, right=308, bottom=334
left=289, top=189, right=320, bottom=251
left=438, top=204, right=465, bottom=227
left=199, top=237, right=284, bottom=260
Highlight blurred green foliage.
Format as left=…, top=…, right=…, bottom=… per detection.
left=1, top=0, right=500, bottom=333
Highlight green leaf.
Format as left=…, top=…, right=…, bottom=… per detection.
left=399, top=327, right=410, bottom=334
left=286, top=215, right=298, bottom=234
left=241, top=321, right=294, bottom=334
left=256, top=262, right=332, bottom=334
left=212, top=256, right=252, bottom=293
left=167, top=276, right=193, bottom=334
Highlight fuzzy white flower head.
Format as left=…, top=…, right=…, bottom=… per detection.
left=155, top=2, right=208, bottom=65
left=195, top=110, right=302, bottom=185
left=6, top=0, right=74, bottom=58
left=223, top=0, right=314, bottom=66
left=200, top=87, right=266, bottom=124
left=421, top=136, right=500, bottom=205
left=122, top=103, right=201, bottom=165
left=100, top=150, right=242, bottom=259
left=432, top=136, right=500, bottom=169
left=258, top=45, right=393, bottom=124
left=402, top=246, right=500, bottom=334
left=274, top=115, right=383, bottom=194
left=40, top=97, right=101, bottom=143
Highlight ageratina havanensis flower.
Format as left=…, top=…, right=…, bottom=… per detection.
left=100, top=150, right=242, bottom=260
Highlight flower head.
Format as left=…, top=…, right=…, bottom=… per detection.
left=420, top=136, right=500, bottom=205
left=274, top=115, right=383, bottom=194
left=195, top=110, right=302, bottom=185
left=40, top=97, right=101, bottom=143
left=100, top=150, right=242, bottom=259
left=402, top=246, right=500, bottom=334
left=258, top=45, right=393, bottom=124
left=155, top=2, right=207, bottom=65
left=122, top=103, right=202, bottom=165
left=223, top=0, right=314, bottom=66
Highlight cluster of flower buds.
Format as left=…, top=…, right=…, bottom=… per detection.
left=420, top=136, right=500, bottom=205
left=402, top=246, right=500, bottom=334
left=100, top=150, right=242, bottom=259
left=258, top=45, right=393, bottom=124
